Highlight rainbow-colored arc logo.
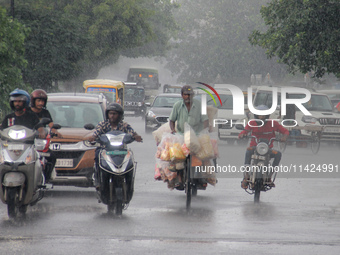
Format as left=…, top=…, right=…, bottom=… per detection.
left=196, top=82, right=222, bottom=106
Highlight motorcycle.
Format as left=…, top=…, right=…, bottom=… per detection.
left=0, top=119, right=51, bottom=218
left=241, top=135, right=278, bottom=203
left=85, top=125, right=137, bottom=215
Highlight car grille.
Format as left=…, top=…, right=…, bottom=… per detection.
left=219, top=120, right=237, bottom=129
left=156, top=116, right=168, bottom=123
left=319, top=118, right=340, bottom=125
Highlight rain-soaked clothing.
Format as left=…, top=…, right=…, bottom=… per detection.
left=169, top=98, right=208, bottom=134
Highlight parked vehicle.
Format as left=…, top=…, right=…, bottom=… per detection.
left=124, top=82, right=146, bottom=118
left=144, top=93, right=182, bottom=133
left=127, top=67, right=160, bottom=89
left=83, top=79, right=124, bottom=105
left=46, top=93, right=107, bottom=187
left=0, top=119, right=50, bottom=218
left=86, top=127, right=137, bottom=215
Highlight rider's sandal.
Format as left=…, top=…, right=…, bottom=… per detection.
left=175, top=182, right=184, bottom=190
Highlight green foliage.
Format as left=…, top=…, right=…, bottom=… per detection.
left=15, top=3, right=88, bottom=91
left=166, top=0, right=287, bottom=84
left=249, top=0, right=340, bottom=78
left=0, top=6, right=28, bottom=115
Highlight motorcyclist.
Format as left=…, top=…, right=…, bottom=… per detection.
left=1, top=89, right=45, bottom=138
left=29, top=89, right=60, bottom=181
left=238, top=105, right=289, bottom=189
left=89, top=103, right=143, bottom=188
left=169, top=85, right=210, bottom=190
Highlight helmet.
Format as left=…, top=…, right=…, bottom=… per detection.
left=105, top=103, right=124, bottom=121
left=9, top=88, right=30, bottom=111
left=31, top=89, right=48, bottom=107
left=254, top=104, right=270, bottom=120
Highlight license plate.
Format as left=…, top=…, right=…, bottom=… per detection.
left=8, top=144, right=24, bottom=150
left=324, top=126, right=340, bottom=133
left=55, top=159, right=73, bottom=168
left=125, top=111, right=135, bottom=114
left=106, top=151, right=127, bottom=155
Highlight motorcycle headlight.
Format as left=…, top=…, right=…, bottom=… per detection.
left=302, top=116, right=317, bottom=124
left=35, top=139, right=47, bottom=151
left=8, top=129, right=26, bottom=140
left=147, top=111, right=156, bottom=118
left=256, top=142, right=269, bottom=155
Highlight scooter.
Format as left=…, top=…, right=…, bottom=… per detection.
left=86, top=126, right=137, bottom=215
left=0, top=119, right=51, bottom=218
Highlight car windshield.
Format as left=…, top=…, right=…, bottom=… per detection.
left=254, top=91, right=333, bottom=112
left=152, top=96, right=181, bottom=107
left=295, top=94, right=333, bottom=112
left=47, top=101, right=104, bottom=128
left=164, top=87, right=182, bottom=93
left=124, top=87, right=145, bottom=101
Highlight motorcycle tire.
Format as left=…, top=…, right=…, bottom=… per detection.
left=7, top=188, right=19, bottom=218
left=19, top=205, right=28, bottom=214
left=115, top=200, right=123, bottom=215
left=185, top=158, right=191, bottom=209
left=115, top=187, right=123, bottom=216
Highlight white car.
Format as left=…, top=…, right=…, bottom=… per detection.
left=195, top=88, right=248, bottom=143
left=253, top=86, right=340, bottom=142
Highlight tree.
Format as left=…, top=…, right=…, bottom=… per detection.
left=61, top=0, right=179, bottom=86
left=249, top=0, right=340, bottom=78
left=165, top=0, right=287, bottom=85
left=0, top=6, right=28, bottom=115
left=15, top=3, right=88, bottom=91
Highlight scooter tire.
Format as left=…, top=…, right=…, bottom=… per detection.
left=116, top=200, right=123, bottom=216
left=7, top=188, right=19, bottom=218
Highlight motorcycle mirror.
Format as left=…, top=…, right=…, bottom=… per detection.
left=52, top=124, right=61, bottom=130
left=235, top=124, right=245, bottom=130
left=84, top=123, right=95, bottom=130
left=40, top=117, right=51, bottom=126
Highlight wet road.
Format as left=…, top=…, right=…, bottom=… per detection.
left=0, top=117, right=339, bottom=254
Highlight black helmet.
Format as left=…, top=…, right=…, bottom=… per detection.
left=9, top=88, right=30, bottom=111
left=105, top=103, right=124, bottom=121
left=254, top=104, right=270, bottom=120
left=31, top=89, right=48, bottom=107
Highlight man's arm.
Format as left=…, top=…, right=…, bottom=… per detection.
left=169, top=120, right=176, bottom=134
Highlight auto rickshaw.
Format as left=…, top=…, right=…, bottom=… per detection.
left=83, top=79, right=124, bottom=106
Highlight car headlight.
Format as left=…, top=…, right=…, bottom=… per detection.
left=302, top=116, right=318, bottom=124
left=256, top=142, right=269, bottom=155
left=83, top=140, right=100, bottom=147
left=147, top=111, right=156, bottom=118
